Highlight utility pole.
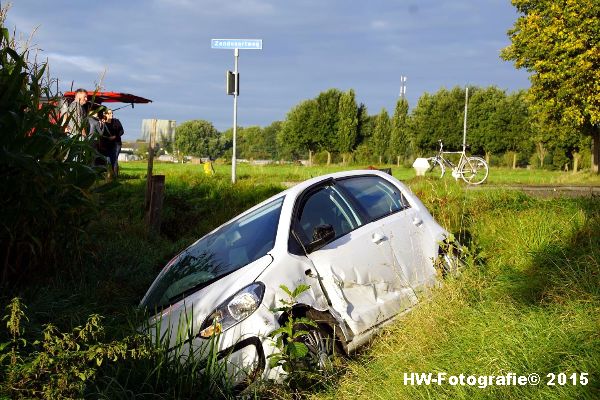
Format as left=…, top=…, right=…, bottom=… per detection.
left=399, top=75, right=407, bottom=98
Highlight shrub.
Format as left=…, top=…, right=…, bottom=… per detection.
left=0, top=298, right=152, bottom=399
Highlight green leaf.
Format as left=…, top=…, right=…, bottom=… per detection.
left=279, top=284, right=293, bottom=297
left=287, top=342, right=308, bottom=359
left=291, top=330, right=310, bottom=339
left=293, top=317, right=318, bottom=328
left=291, top=284, right=311, bottom=298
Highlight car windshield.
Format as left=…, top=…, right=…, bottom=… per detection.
left=141, top=197, right=284, bottom=311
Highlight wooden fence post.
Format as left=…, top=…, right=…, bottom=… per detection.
left=146, top=174, right=165, bottom=234
left=144, top=119, right=157, bottom=211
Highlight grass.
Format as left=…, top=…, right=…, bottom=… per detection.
left=2, top=161, right=599, bottom=398
left=120, top=161, right=600, bottom=186
left=310, top=191, right=600, bottom=400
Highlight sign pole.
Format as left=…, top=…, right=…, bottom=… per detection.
left=211, top=39, right=262, bottom=184
left=232, top=48, right=239, bottom=184
left=463, top=86, right=469, bottom=151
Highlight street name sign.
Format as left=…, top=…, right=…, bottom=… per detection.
left=211, top=39, right=262, bottom=50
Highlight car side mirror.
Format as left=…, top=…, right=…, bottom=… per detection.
left=306, top=224, right=335, bottom=253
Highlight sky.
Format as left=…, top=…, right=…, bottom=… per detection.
left=6, top=0, right=530, bottom=142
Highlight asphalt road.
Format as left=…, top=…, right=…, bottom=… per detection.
left=467, top=185, right=600, bottom=198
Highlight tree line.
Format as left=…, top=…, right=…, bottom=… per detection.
left=173, top=0, right=600, bottom=173
left=173, top=85, right=592, bottom=171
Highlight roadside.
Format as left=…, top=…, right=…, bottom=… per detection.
left=467, top=184, right=600, bottom=198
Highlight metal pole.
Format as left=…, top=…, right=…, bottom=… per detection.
left=232, top=48, right=239, bottom=184
left=463, top=86, right=468, bottom=151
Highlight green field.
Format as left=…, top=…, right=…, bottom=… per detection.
left=1, top=162, right=598, bottom=399
left=127, top=161, right=600, bottom=186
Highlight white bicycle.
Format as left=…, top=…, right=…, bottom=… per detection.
left=426, top=140, right=489, bottom=185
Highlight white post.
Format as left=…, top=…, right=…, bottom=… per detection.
left=463, top=86, right=468, bottom=151
left=232, top=48, right=239, bottom=184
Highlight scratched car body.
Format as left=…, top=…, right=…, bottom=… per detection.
left=140, top=170, right=457, bottom=384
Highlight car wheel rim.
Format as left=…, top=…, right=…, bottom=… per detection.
left=302, top=329, right=333, bottom=371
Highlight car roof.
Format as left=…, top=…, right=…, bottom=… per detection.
left=241, top=169, right=395, bottom=215
left=282, top=168, right=394, bottom=196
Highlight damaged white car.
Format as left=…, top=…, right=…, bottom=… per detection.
left=140, top=170, right=460, bottom=385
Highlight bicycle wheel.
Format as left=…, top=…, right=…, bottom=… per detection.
left=425, top=157, right=445, bottom=178
left=460, top=156, right=488, bottom=185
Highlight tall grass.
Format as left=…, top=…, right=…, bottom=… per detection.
left=2, top=160, right=598, bottom=398
left=312, top=187, right=599, bottom=400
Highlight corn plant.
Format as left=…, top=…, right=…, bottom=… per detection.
left=0, top=7, right=105, bottom=286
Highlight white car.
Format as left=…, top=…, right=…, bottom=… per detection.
left=140, top=170, right=459, bottom=385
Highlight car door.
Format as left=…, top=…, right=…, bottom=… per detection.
left=292, top=182, right=403, bottom=335
left=336, top=176, right=435, bottom=297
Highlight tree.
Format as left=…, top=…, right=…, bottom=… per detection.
left=337, top=89, right=359, bottom=164
left=175, top=120, right=221, bottom=158
left=468, top=86, right=508, bottom=162
left=316, top=88, right=343, bottom=163
left=371, top=108, right=391, bottom=164
left=500, top=90, right=534, bottom=168
left=277, top=99, right=322, bottom=162
left=390, top=98, right=410, bottom=165
left=502, top=0, right=600, bottom=173
left=356, top=103, right=373, bottom=144
left=261, top=120, right=283, bottom=160
left=411, top=87, right=467, bottom=154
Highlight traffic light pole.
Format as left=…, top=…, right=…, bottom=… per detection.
left=232, top=48, right=239, bottom=184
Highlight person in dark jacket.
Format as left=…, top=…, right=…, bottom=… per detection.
left=99, top=109, right=124, bottom=176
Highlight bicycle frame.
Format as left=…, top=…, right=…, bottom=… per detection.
left=426, top=140, right=489, bottom=185
left=432, top=141, right=468, bottom=169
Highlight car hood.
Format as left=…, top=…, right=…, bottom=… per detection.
left=146, top=253, right=273, bottom=348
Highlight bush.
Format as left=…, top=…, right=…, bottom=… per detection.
left=0, top=298, right=152, bottom=399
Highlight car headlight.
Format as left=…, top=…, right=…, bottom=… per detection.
left=198, top=282, right=265, bottom=338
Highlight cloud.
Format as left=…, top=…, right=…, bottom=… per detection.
left=153, top=0, right=275, bottom=16
left=128, top=73, right=166, bottom=83
left=45, top=52, right=107, bottom=74
left=370, top=20, right=390, bottom=30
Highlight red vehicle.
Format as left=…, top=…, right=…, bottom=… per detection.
left=62, top=91, right=152, bottom=107
left=39, top=91, right=152, bottom=129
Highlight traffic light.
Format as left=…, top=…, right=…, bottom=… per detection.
left=226, top=70, right=239, bottom=95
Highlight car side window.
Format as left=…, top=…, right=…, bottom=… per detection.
left=296, top=185, right=361, bottom=247
left=336, top=176, right=410, bottom=221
